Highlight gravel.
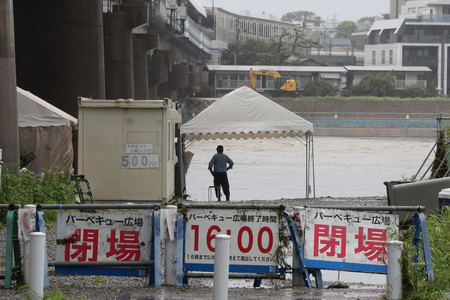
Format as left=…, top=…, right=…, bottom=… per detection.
left=0, top=197, right=387, bottom=299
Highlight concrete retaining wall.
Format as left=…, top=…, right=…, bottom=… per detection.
left=182, top=98, right=450, bottom=138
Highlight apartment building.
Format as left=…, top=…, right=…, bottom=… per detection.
left=366, top=0, right=450, bottom=94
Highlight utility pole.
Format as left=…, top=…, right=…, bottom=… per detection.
left=0, top=0, right=20, bottom=172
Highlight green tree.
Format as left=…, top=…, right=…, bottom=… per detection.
left=303, top=79, right=339, bottom=96
left=357, top=16, right=375, bottom=23
left=221, top=39, right=277, bottom=65
left=281, top=11, right=317, bottom=23
left=335, top=20, right=357, bottom=38
left=351, top=73, right=396, bottom=97
left=221, top=35, right=319, bottom=66
left=424, top=82, right=439, bottom=97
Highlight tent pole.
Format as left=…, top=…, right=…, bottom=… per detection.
left=306, top=135, right=310, bottom=199
left=311, top=135, right=316, bottom=198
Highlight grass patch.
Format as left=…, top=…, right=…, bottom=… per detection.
left=0, top=168, right=75, bottom=225
left=400, top=208, right=450, bottom=299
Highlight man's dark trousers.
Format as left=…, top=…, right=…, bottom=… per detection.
left=214, top=172, right=230, bottom=201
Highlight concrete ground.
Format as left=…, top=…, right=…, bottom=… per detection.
left=117, top=287, right=385, bottom=299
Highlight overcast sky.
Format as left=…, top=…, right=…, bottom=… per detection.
left=198, top=0, right=390, bottom=22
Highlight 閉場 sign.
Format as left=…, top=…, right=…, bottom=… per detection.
left=303, top=208, right=399, bottom=274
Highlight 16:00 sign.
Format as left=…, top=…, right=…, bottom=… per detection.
left=190, top=225, right=274, bottom=254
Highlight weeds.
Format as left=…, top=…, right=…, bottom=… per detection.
left=401, top=208, right=450, bottom=299
left=0, top=168, right=75, bottom=225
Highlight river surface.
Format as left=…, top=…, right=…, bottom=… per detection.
left=185, top=136, right=436, bottom=201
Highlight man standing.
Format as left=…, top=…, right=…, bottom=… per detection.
left=208, top=145, right=234, bottom=201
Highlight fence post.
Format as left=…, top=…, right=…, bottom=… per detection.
left=213, top=234, right=231, bottom=300
left=387, top=241, right=403, bottom=300
left=20, top=204, right=36, bottom=285
left=4, top=207, right=23, bottom=288
left=29, top=232, right=46, bottom=300
left=164, top=205, right=178, bottom=285
left=0, top=149, right=3, bottom=191
left=176, top=213, right=185, bottom=287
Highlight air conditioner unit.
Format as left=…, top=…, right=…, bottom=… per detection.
left=167, top=0, right=177, bottom=10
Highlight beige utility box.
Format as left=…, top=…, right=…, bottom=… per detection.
left=77, top=98, right=181, bottom=202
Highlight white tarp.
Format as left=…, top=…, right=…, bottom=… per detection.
left=181, top=86, right=313, bottom=141
left=17, top=87, right=77, bottom=172
left=17, top=87, right=77, bottom=128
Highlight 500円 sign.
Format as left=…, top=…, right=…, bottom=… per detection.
left=121, top=143, right=159, bottom=169
left=185, top=208, right=280, bottom=273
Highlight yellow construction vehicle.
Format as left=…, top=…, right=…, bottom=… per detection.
left=249, top=68, right=297, bottom=92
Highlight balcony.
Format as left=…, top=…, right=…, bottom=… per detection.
left=401, top=35, right=447, bottom=43
left=399, top=13, right=450, bottom=23
left=395, top=80, right=427, bottom=90
left=184, top=17, right=212, bottom=55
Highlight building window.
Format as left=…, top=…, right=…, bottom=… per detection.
left=382, top=50, right=386, bottom=64
left=389, top=50, right=393, bottom=64
left=372, top=51, right=376, bottom=65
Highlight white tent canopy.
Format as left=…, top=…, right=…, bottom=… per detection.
left=17, top=87, right=77, bottom=172
left=181, top=86, right=315, bottom=198
left=182, top=86, right=313, bottom=141
left=17, top=87, right=77, bottom=128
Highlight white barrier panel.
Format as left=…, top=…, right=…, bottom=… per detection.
left=55, top=212, right=152, bottom=276
left=29, top=232, right=46, bottom=300
left=303, top=208, right=399, bottom=273
left=213, top=235, right=231, bottom=300
left=185, top=208, right=279, bottom=273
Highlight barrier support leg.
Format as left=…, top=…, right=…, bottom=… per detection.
left=309, top=268, right=323, bottom=289
left=150, top=210, right=161, bottom=287
left=36, top=211, right=49, bottom=288
left=253, top=278, right=262, bottom=287
left=176, top=213, right=186, bottom=287
left=284, top=213, right=313, bottom=288
left=412, top=212, right=434, bottom=281
left=5, top=208, right=23, bottom=288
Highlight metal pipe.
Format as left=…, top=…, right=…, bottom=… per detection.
left=303, top=205, right=425, bottom=212
left=38, top=204, right=158, bottom=210
left=415, top=140, right=436, bottom=180
left=182, top=203, right=284, bottom=210
left=186, top=272, right=285, bottom=279
left=1, top=204, right=425, bottom=212
left=48, top=261, right=154, bottom=267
